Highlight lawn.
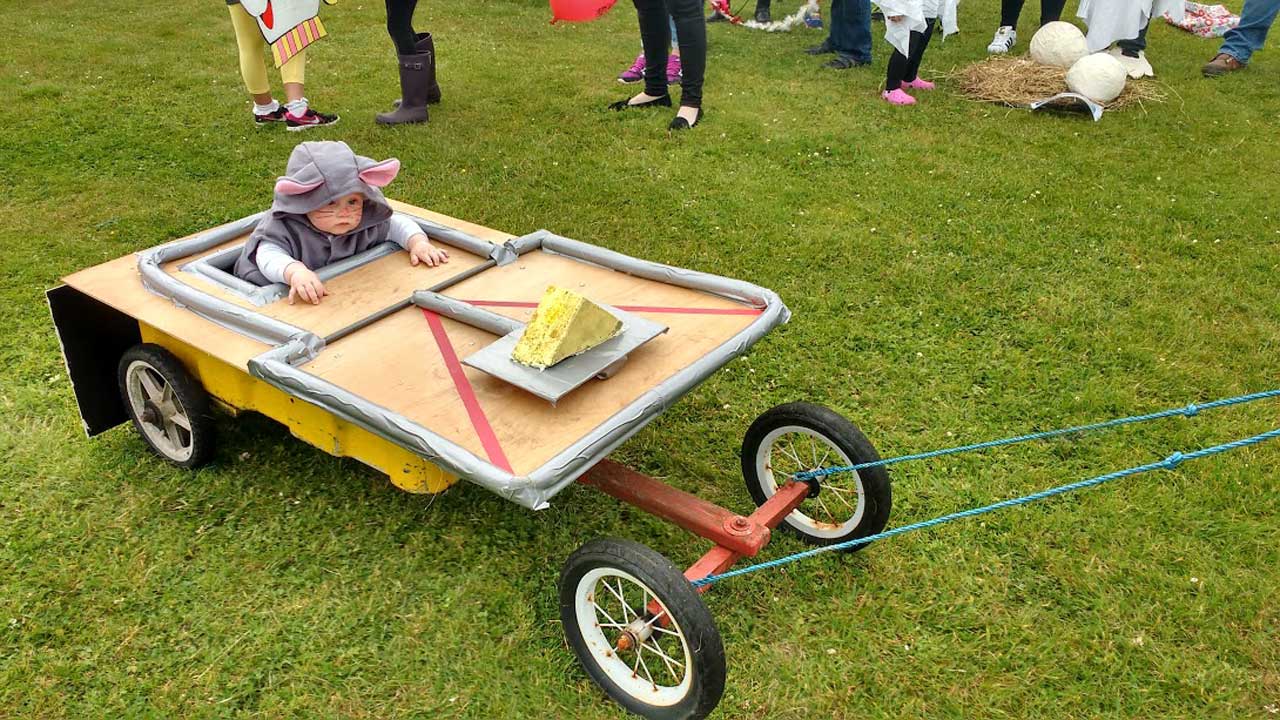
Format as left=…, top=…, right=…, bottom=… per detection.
left=2, top=0, right=1278, bottom=717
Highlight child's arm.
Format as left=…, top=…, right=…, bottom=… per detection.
left=388, top=213, right=451, bottom=268
left=257, top=242, right=327, bottom=305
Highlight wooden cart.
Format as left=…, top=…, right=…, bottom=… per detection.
left=49, top=201, right=892, bottom=720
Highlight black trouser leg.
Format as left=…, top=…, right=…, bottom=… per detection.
left=386, top=0, right=420, bottom=55
left=1039, top=0, right=1066, bottom=25
left=634, top=0, right=673, bottom=98
left=669, top=0, right=706, bottom=107
left=886, top=49, right=909, bottom=90
left=904, top=18, right=935, bottom=81
left=1000, top=0, right=1025, bottom=27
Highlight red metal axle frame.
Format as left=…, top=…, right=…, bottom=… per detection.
left=578, top=460, right=813, bottom=590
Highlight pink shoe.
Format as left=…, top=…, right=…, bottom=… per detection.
left=618, top=54, right=646, bottom=84
left=666, top=55, right=683, bottom=84
left=902, top=77, right=935, bottom=90
left=882, top=88, right=916, bottom=105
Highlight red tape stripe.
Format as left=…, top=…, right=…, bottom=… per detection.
left=464, top=300, right=762, bottom=316
left=421, top=309, right=513, bottom=472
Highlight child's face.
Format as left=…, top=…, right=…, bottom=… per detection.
left=307, top=193, right=364, bottom=235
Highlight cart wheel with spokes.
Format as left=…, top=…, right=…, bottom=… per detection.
left=117, top=343, right=215, bottom=469
left=559, top=537, right=725, bottom=720
left=741, top=402, right=891, bottom=549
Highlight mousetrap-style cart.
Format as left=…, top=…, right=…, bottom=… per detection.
left=49, top=202, right=892, bottom=720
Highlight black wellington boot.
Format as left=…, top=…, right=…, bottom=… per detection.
left=392, top=32, right=441, bottom=108
left=414, top=32, right=442, bottom=104
left=376, top=53, right=429, bottom=125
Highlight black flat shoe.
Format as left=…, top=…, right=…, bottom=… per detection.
left=608, top=94, right=673, bottom=111
left=668, top=108, right=703, bottom=131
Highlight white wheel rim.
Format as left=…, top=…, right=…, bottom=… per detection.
left=574, top=567, right=694, bottom=706
left=755, top=425, right=865, bottom=539
left=124, top=359, right=195, bottom=462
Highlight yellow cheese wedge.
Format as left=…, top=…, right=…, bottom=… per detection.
left=511, top=286, right=623, bottom=369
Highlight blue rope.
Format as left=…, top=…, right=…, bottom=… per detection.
left=795, top=389, right=1280, bottom=482
left=692, top=426, right=1280, bottom=588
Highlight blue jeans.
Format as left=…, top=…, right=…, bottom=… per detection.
left=828, top=0, right=872, bottom=62
left=1220, top=0, right=1280, bottom=63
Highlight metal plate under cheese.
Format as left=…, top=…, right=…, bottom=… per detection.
left=463, top=306, right=668, bottom=404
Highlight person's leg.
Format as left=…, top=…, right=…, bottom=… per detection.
left=1117, top=21, right=1149, bottom=57
left=904, top=18, right=936, bottom=82
left=885, top=48, right=910, bottom=90
left=378, top=0, right=429, bottom=123
left=1000, top=0, right=1026, bottom=27
left=823, top=0, right=868, bottom=65
left=827, top=0, right=852, bottom=54
left=669, top=0, right=705, bottom=121
left=385, top=0, right=420, bottom=54
left=228, top=4, right=272, bottom=106
left=755, top=0, right=772, bottom=23
left=1038, top=0, right=1065, bottom=25
left=849, top=0, right=872, bottom=62
left=1218, top=0, right=1280, bottom=64
left=616, top=0, right=674, bottom=106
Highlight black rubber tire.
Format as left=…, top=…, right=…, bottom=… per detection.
left=741, top=402, right=891, bottom=549
left=116, top=343, right=216, bottom=469
left=559, top=538, right=726, bottom=720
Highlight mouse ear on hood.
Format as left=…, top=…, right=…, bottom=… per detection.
left=274, top=162, right=325, bottom=195
left=357, top=157, right=401, bottom=188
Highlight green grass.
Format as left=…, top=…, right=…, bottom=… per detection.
left=2, top=0, right=1279, bottom=717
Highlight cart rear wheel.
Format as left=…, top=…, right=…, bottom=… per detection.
left=559, top=538, right=725, bottom=720
left=117, top=344, right=215, bottom=469
left=741, top=402, right=891, bottom=549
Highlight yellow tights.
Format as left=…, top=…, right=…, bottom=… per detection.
left=228, top=3, right=305, bottom=95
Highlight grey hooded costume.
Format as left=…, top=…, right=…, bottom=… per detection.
left=235, top=141, right=401, bottom=286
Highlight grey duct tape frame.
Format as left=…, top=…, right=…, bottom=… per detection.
left=136, top=213, right=790, bottom=510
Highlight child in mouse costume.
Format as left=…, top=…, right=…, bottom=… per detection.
left=234, top=141, right=449, bottom=304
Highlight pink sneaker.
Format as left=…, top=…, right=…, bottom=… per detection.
left=666, top=55, right=682, bottom=84
left=882, top=88, right=916, bottom=105
left=618, top=54, right=646, bottom=84
left=902, top=78, right=935, bottom=90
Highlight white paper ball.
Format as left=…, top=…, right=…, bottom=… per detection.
left=1029, top=21, right=1088, bottom=68
left=1066, top=53, right=1127, bottom=103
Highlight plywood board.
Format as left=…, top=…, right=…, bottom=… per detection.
left=62, top=202, right=508, bottom=369
left=304, top=251, right=760, bottom=475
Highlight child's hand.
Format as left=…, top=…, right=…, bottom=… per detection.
left=284, top=263, right=327, bottom=305
left=408, top=235, right=450, bottom=268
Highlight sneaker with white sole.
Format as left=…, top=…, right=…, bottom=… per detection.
left=286, top=108, right=340, bottom=131
left=987, top=26, right=1017, bottom=54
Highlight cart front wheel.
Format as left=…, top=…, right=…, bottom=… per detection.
left=117, top=344, right=215, bottom=468
left=559, top=537, right=725, bottom=720
left=741, top=402, right=891, bottom=549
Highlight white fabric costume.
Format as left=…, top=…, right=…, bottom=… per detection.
left=878, top=0, right=959, bottom=58
left=1077, top=0, right=1184, bottom=52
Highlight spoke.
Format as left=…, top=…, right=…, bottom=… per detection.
left=642, top=608, right=669, bottom=628
left=781, top=439, right=805, bottom=470
left=813, top=493, right=836, bottom=522
left=636, top=648, right=656, bottom=688
left=808, top=434, right=819, bottom=467
left=817, top=444, right=832, bottom=470
left=592, top=602, right=621, bottom=625
left=827, top=485, right=857, bottom=511
left=597, top=621, right=629, bottom=629
left=138, top=371, right=163, bottom=403
left=164, top=420, right=184, bottom=450
left=168, top=410, right=192, bottom=431
left=602, top=579, right=630, bottom=622
left=651, top=625, right=681, bottom=638
left=632, top=642, right=644, bottom=677
left=161, top=383, right=173, bottom=406
left=640, top=638, right=685, bottom=673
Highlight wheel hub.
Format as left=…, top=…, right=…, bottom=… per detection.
left=614, top=616, right=655, bottom=652
left=140, top=401, right=162, bottom=426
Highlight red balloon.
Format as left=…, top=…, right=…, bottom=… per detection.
left=549, top=0, right=619, bottom=23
